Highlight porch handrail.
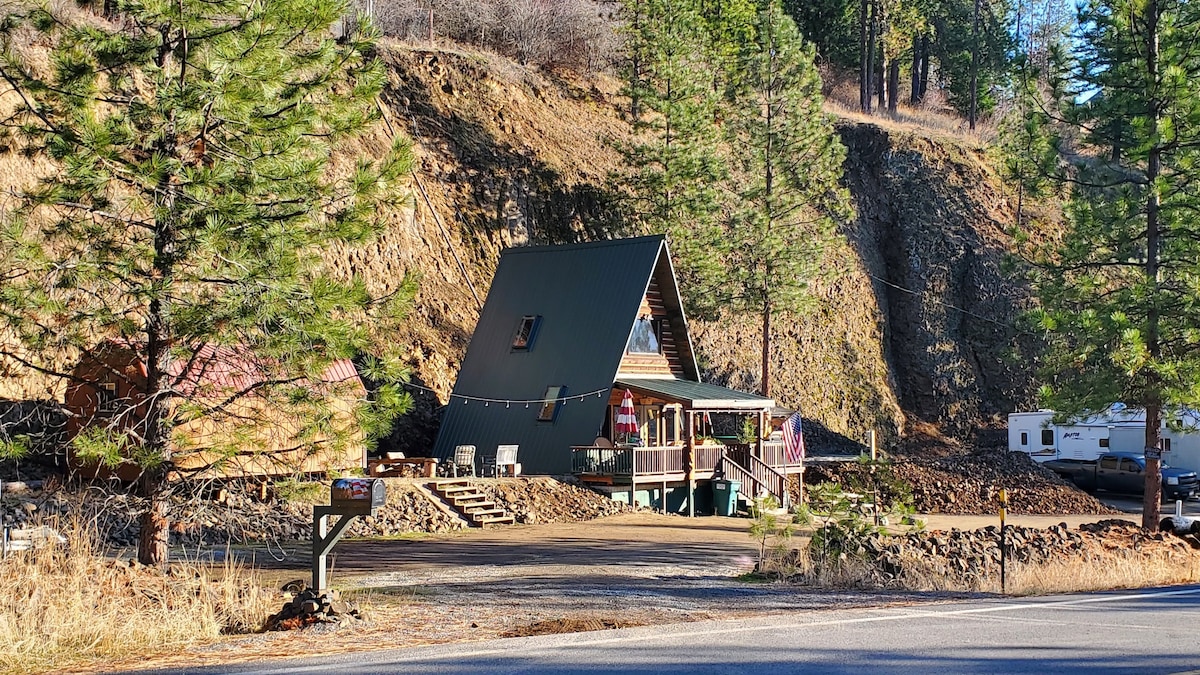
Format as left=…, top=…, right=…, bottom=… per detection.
left=721, top=445, right=788, bottom=508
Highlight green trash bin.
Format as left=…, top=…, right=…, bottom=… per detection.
left=713, top=479, right=741, bottom=516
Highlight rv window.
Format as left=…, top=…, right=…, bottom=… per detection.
left=1100, top=456, right=1119, bottom=470
left=537, top=385, right=565, bottom=422
left=1099, top=438, right=1109, bottom=448
left=1020, top=432, right=1028, bottom=446
left=1041, top=429, right=1054, bottom=445
left=1163, top=438, right=1172, bottom=453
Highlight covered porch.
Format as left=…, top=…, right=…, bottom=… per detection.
left=571, top=378, right=801, bottom=514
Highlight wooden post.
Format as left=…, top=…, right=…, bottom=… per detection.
left=686, top=410, right=695, bottom=517
left=755, top=410, right=765, bottom=460
left=428, top=7, right=434, bottom=45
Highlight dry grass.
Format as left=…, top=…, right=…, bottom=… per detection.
left=824, top=98, right=997, bottom=149
left=790, top=541, right=1200, bottom=595
left=989, top=554, right=1200, bottom=595
left=0, top=519, right=276, bottom=674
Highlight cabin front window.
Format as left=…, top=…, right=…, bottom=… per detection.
left=627, top=316, right=662, bottom=354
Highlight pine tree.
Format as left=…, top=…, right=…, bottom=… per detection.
left=618, top=0, right=727, bottom=316
left=0, top=0, right=414, bottom=563
left=723, top=0, right=851, bottom=396
left=1023, top=0, right=1200, bottom=527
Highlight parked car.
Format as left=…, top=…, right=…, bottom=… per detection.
left=1045, top=452, right=1199, bottom=501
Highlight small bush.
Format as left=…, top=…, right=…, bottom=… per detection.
left=748, top=495, right=796, bottom=577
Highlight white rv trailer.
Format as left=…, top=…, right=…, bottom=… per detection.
left=1008, top=405, right=1200, bottom=473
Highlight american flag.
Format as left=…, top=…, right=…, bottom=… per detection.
left=782, top=411, right=806, bottom=463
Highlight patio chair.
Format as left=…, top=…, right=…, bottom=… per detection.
left=452, top=444, right=476, bottom=477
left=483, top=444, right=520, bottom=477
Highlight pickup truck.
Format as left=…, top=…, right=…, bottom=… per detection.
left=1045, top=452, right=1199, bottom=501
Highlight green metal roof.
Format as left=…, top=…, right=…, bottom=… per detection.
left=433, top=236, right=701, bottom=474
left=616, top=378, right=775, bottom=410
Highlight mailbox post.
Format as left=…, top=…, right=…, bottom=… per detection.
left=312, top=478, right=386, bottom=592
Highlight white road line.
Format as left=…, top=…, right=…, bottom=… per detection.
left=230, top=586, right=1200, bottom=674
left=952, top=613, right=1159, bottom=630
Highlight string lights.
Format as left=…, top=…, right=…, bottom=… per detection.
left=399, top=380, right=613, bottom=407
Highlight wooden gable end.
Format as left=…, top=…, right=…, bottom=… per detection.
left=617, top=273, right=686, bottom=378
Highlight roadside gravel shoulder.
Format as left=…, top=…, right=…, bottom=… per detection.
left=96, top=512, right=1003, bottom=674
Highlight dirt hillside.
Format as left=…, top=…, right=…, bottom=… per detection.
left=364, top=43, right=1034, bottom=453
left=0, top=38, right=1037, bottom=455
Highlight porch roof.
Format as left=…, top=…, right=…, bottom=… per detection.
left=616, top=378, right=775, bottom=411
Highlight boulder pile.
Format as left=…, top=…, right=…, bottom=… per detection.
left=851, top=519, right=1195, bottom=585
left=265, top=587, right=362, bottom=631
left=1, top=474, right=629, bottom=546
left=804, top=449, right=1118, bottom=515
left=343, top=483, right=466, bottom=537
left=477, top=478, right=631, bottom=525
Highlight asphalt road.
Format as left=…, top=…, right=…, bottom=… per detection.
left=140, top=586, right=1200, bottom=675
left=1098, top=494, right=1200, bottom=518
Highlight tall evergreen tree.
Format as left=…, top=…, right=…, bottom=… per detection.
left=0, top=0, right=415, bottom=563
left=723, top=0, right=852, bottom=396
left=1023, top=0, right=1200, bottom=527
left=928, top=0, right=1015, bottom=118
left=618, top=0, right=727, bottom=316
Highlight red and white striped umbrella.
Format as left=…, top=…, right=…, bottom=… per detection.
left=615, top=389, right=638, bottom=435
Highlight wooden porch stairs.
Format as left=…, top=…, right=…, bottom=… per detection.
left=430, top=479, right=515, bottom=526
left=719, top=450, right=790, bottom=511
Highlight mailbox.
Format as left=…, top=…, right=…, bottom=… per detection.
left=329, top=478, right=386, bottom=515
left=313, top=478, right=388, bottom=591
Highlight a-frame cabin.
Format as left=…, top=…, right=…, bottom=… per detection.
left=432, top=235, right=800, bottom=512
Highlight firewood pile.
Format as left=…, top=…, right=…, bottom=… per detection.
left=850, top=519, right=1196, bottom=585
left=265, top=586, right=363, bottom=631
left=804, top=450, right=1119, bottom=515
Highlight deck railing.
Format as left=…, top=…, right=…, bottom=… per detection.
left=571, top=443, right=727, bottom=477
left=693, top=444, right=724, bottom=473
left=760, top=440, right=787, bottom=467
left=571, top=446, right=634, bottom=474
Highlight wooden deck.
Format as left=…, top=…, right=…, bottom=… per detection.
left=571, top=441, right=802, bottom=485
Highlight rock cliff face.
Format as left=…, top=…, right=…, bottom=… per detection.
left=0, top=40, right=1041, bottom=455
left=369, top=43, right=1037, bottom=454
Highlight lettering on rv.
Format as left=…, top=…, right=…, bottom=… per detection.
left=1062, top=432, right=1082, bottom=439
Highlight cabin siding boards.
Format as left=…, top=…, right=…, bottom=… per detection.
left=617, top=275, right=686, bottom=378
